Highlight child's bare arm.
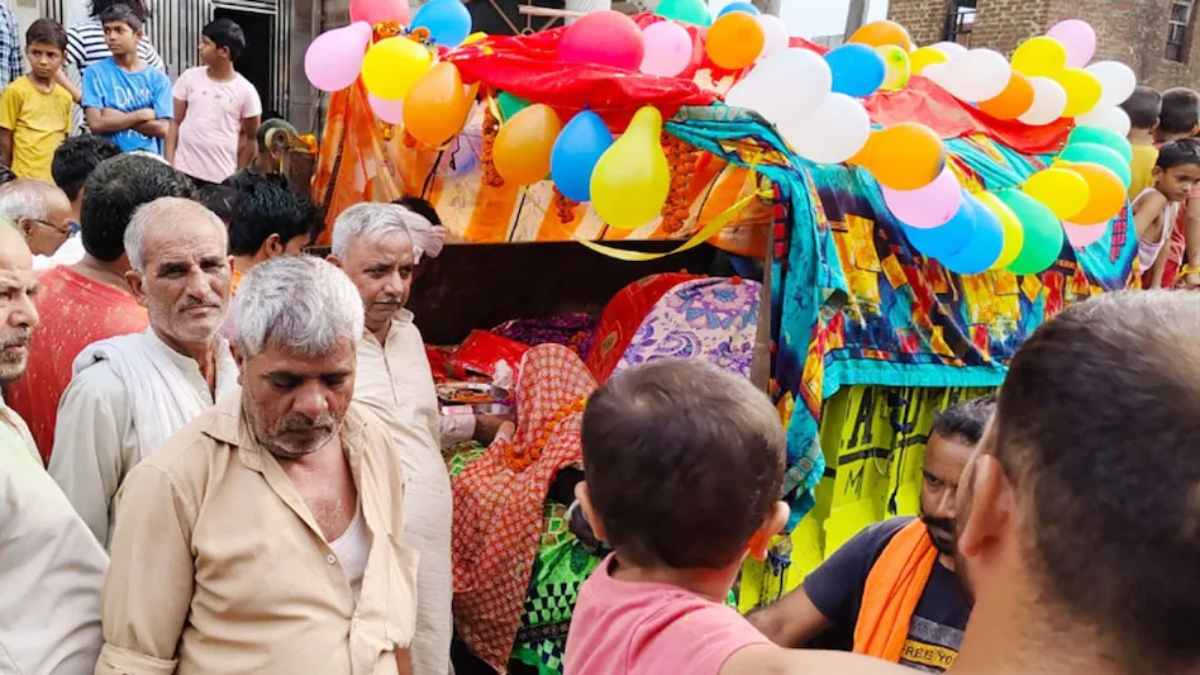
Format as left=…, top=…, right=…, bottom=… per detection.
left=0, top=127, right=12, bottom=169
left=53, top=69, right=81, bottom=103
left=1133, top=191, right=1169, bottom=243
left=721, top=644, right=910, bottom=675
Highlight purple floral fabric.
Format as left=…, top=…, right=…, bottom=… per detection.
left=492, top=312, right=597, bottom=359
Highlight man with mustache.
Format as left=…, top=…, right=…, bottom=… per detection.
left=0, top=223, right=108, bottom=674
left=749, top=397, right=991, bottom=672
left=97, top=255, right=418, bottom=675
left=49, top=197, right=238, bottom=547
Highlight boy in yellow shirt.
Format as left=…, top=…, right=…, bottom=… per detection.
left=0, top=19, right=73, bottom=180
left=1121, top=86, right=1162, bottom=200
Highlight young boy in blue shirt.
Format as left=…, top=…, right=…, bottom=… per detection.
left=81, top=3, right=171, bottom=154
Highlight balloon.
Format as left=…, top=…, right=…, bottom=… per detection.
left=551, top=110, right=614, bottom=202
left=910, top=46, right=948, bottom=75
left=1068, top=125, right=1134, bottom=163
left=1012, top=36, right=1068, bottom=77
left=875, top=45, right=911, bottom=92
left=350, top=0, right=410, bottom=24
left=939, top=193, right=1005, bottom=274
left=411, top=0, right=472, bottom=46
left=996, top=189, right=1065, bottom=274
left=1075, top=104, right=1132, bottom=136
left=1086, top=60, right=1137, bottom=108
left=1017, top=76, right=1068, bottom=125
left=756, top=15, right=789, bottom=60
left=975, top=191, right=1025, bottom=270
left=825, top=44, right=885, bottom=97
left=705, top=12, right=765, bottom=70
left=717, top=1, right=759, bottom=16
left=882, top=166, right=962, bottom=228
left=902, top=190, right=977, bottom=259
left=779, top=93, right=870, bottom=164
left=932, top=41, right=968, bottom=60
left=1064, top=220, right=1107, bottom=248
left=496, top=91, right=530, bottom=122
left=979, top=73, right=1034, bottom=120
left=368, top=93, right=404, bottom=124
left=656, top=0, right=711, bottom=26
left=493, top=104, right=562, bottom=185
left=304, top=22, right=373, bottom=92
left=639, top=20, right=693, bottom=77
left=726, top=49, right=832, bottom=124
left=1023, top=167, right=1090, bottom=221
left=361, top=36, right=433, bottom=100
left=560, top=10, right=644, bottom=70
left=1059, top=142, right=1132, bottom=187
left=1066, top=161, right=1127, bottom=224
left=1055, top=67, right=1103, bottom=117
left=403, top=62, right=470, bottom=147
left=928, top=48, right=1011, bottom=102
left=591, top=106, right=671, bottom=229
left=848, top=20, right=914, bottom=51
left=1047, top=19, right=1096, bottom=68
left=854, top=123, right=944, bottom=190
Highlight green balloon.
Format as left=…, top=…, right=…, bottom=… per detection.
left=1059, top=142, right=1132, bottom=188
left=996, top=188, right=1065, bottom=275
left=496, top=91, right=530, bottom=122
left=656, top=0, right=712, bottom=26
left=1067, top=125, right=1133, bottom=164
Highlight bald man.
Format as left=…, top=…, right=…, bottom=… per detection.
left=0, top=178, right=76, bottom=259
left=0, top=224, right=107, bottom=674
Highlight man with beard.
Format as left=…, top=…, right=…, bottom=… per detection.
left=96, top=255, right=418, bottom=675
left=49, top=197, right=239, bottom=547
left=749, top=397, right=991, bottom=672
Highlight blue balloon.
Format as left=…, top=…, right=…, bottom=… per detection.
left=551, top=110, right=613, bottom=202
left=717, top=2, right=760, bottom=16
left=940, top=194, right=1005, bottom=274
left=824, top=43, right=886, bottom=98
left=412, top=0, right=472, bottom=46
left=902, top=190, right=976, bottom=259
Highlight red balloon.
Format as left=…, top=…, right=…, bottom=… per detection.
left=350, top=0, right=410, bottom=24
left=558, top=10, right=645, bottom=71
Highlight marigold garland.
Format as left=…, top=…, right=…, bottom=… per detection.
left=662, top=133, right=699, bottom=233
left=552, top=186, right=577, bottom=223
left=501, top=396, right=587, bottom=472
left=481, top=103, right=504, bottom=187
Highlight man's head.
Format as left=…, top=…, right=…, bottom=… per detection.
left=123, top=198, right=231, bottom=349
left=328, top=203, right=419, bottom=336
left=80, top=154, right=194, bottom=266
left=52, top=135, right=120, bottom=222
left=0, top=180, right=76, bottom=257
left=579, top=359, right=789, bottom=571
left=1121, top=85, right=1162, bottom=134
left=231, top=256, right=364, bottom=460
left=25, top=19, right=67, bottom=82
left=1153, top=138, right=1200, bottom=202
left=100, top=3, right=144, bottom=57
left=955, top=291, right=1200, bottom=672
left=225, top=174, right=317, bottom=266
left=0, top=224, right=38, bottom=384
left=1157, top=87, right=1200, bottom=142
left=199, top=18, right=245, bottom=65
left=922, top=396, right=994, bottom=560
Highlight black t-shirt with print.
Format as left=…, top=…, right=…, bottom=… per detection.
left=802, top=516, right=973, bottom=672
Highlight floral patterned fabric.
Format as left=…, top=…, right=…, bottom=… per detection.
left=585, top=272, right=700, bottom=383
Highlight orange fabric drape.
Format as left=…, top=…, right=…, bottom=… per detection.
left=852, top=519, right=939, bottom=662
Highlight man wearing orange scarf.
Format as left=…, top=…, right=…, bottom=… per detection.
left=750, top=397, right=992, bottom=672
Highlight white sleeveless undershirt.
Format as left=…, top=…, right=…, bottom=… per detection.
left=330, top=508, right=370, bottom=602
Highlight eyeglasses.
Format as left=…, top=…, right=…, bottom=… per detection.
left=28, top=218, right=80, bottom=237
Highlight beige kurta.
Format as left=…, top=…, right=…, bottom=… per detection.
left=48, top=328, right=239, bottom=547
left=354, top=311, right=454, bottom=675
left=96, top=394, right=419, bottom=675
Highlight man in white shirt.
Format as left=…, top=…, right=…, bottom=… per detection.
left=49, top=197, right=239, bottom=546
left=0, top=223, right=107, bottom=675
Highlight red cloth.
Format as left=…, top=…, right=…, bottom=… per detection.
left=585, top=272, right=698, bottom=383
left=4, top=266, right=148, bottom=463
left=449, top=330, right=530, bottom=379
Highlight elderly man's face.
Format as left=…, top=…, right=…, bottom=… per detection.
left=0, top=228, right=38, bottom=384
left=131, top=217, right=232, bottom=349
left=240, top=337, right=357, bottom=459
left=339, top=230, right=415, bottom=334
left=20, top=190, right=75, bottom=257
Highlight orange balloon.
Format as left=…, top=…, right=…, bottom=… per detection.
left=705, top=12, right=765, bottom=70
left=979, top=73, right=1035, bottom=120
left=855, top=123, right=944, bottom=190
left=493, top=104, right=562, bottom=185
left=848, top=20, right=914, bottom=51
left=403, top=62, right=471, bottom=148
left=1064, top=161, right=1126, bottom=224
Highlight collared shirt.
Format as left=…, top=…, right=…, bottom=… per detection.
left=96, top=394, right=419, bottom=675
left=0, top=3, right=22, bottom=86
left=354, top=312, right=454, bottom=675
left=0, top=388, right=37, bottom=464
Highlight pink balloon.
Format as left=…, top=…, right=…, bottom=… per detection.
left=368, top=93, right=404, bottom=124
left=640, top=20, right=693, bottom=77
left=1064, top=221, right=1106, bottom=248
left=559, top=10, right=645, bottom=70
left=350, top=0, right=411, bottom=24
left=1047, top=19, right=1096, bottom=68
left=882, top=167, right=963, bottom=229
left=305, top=22, right=373, bottom=92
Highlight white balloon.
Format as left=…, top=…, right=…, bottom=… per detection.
left=727, top=48, right=833, bottom=124
left=922, top=49, right=1009, bottom=103
left=1018, top=76, right=1069, bottom=125
left=1086, top=60, right=1137, bottom=108
left=781, top=93, right=871, bottom=164
left=932, top=41, right=968, bottom=60
left=1075, top=104, right=1132, bottom=136
left=755, top=15, right=789, bottom=60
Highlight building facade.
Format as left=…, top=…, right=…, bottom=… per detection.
left=888, top=0, right=1200, bottom=90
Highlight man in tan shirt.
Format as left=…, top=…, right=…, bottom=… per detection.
left=96, top=255, right=419, bottom=675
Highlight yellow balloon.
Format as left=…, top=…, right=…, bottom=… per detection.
left=1054, top=67, right=1103, bottom=117
left=975, top=191, right=1024, bottom=269
left=1023, top=167, right=1090, bottom=220
left=591, top=106, right=671, bottom=230
left=463, top=31, right=488, bottom=45
left=876, top=45, right=911, bottom=91
left=361, top=36, right=432, bottom=100
left=910, top=46, right=948, bottom=75
left=1011, top=36, right=1067, bottom=78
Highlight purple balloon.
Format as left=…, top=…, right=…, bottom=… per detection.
left=1047, top=19, right=1096, bottom=68
left=305, top=22, right=372, bottom=92
left=882, top=166, right=962, bottom=229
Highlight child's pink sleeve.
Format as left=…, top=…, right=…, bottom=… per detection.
left=629, top=603, right=769, bottom=675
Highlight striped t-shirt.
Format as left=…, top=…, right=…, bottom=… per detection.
left=65, top=19, right=165, bottom=74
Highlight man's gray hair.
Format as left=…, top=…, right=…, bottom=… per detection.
left=124, top=196, right=227, bottom=272
left=232, top=255, right=364, bottom=358
left=330, top=202, right=419, bottom=259
left=0, top=179, right=64, bottom=223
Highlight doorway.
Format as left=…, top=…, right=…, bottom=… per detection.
left=214, top=7, right=275, bottom=112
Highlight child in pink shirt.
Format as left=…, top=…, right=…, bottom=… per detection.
left=564, top=359, right=910, bottom=675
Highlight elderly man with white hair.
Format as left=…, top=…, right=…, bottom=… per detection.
left=97, top=255, right=418, bottom=675
left=0, top=178, right=76, bottom=260
left=49, top=196, right=238, bottom=547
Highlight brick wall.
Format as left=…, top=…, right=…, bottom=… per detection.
left=887, top=0, right=952, bottom=46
